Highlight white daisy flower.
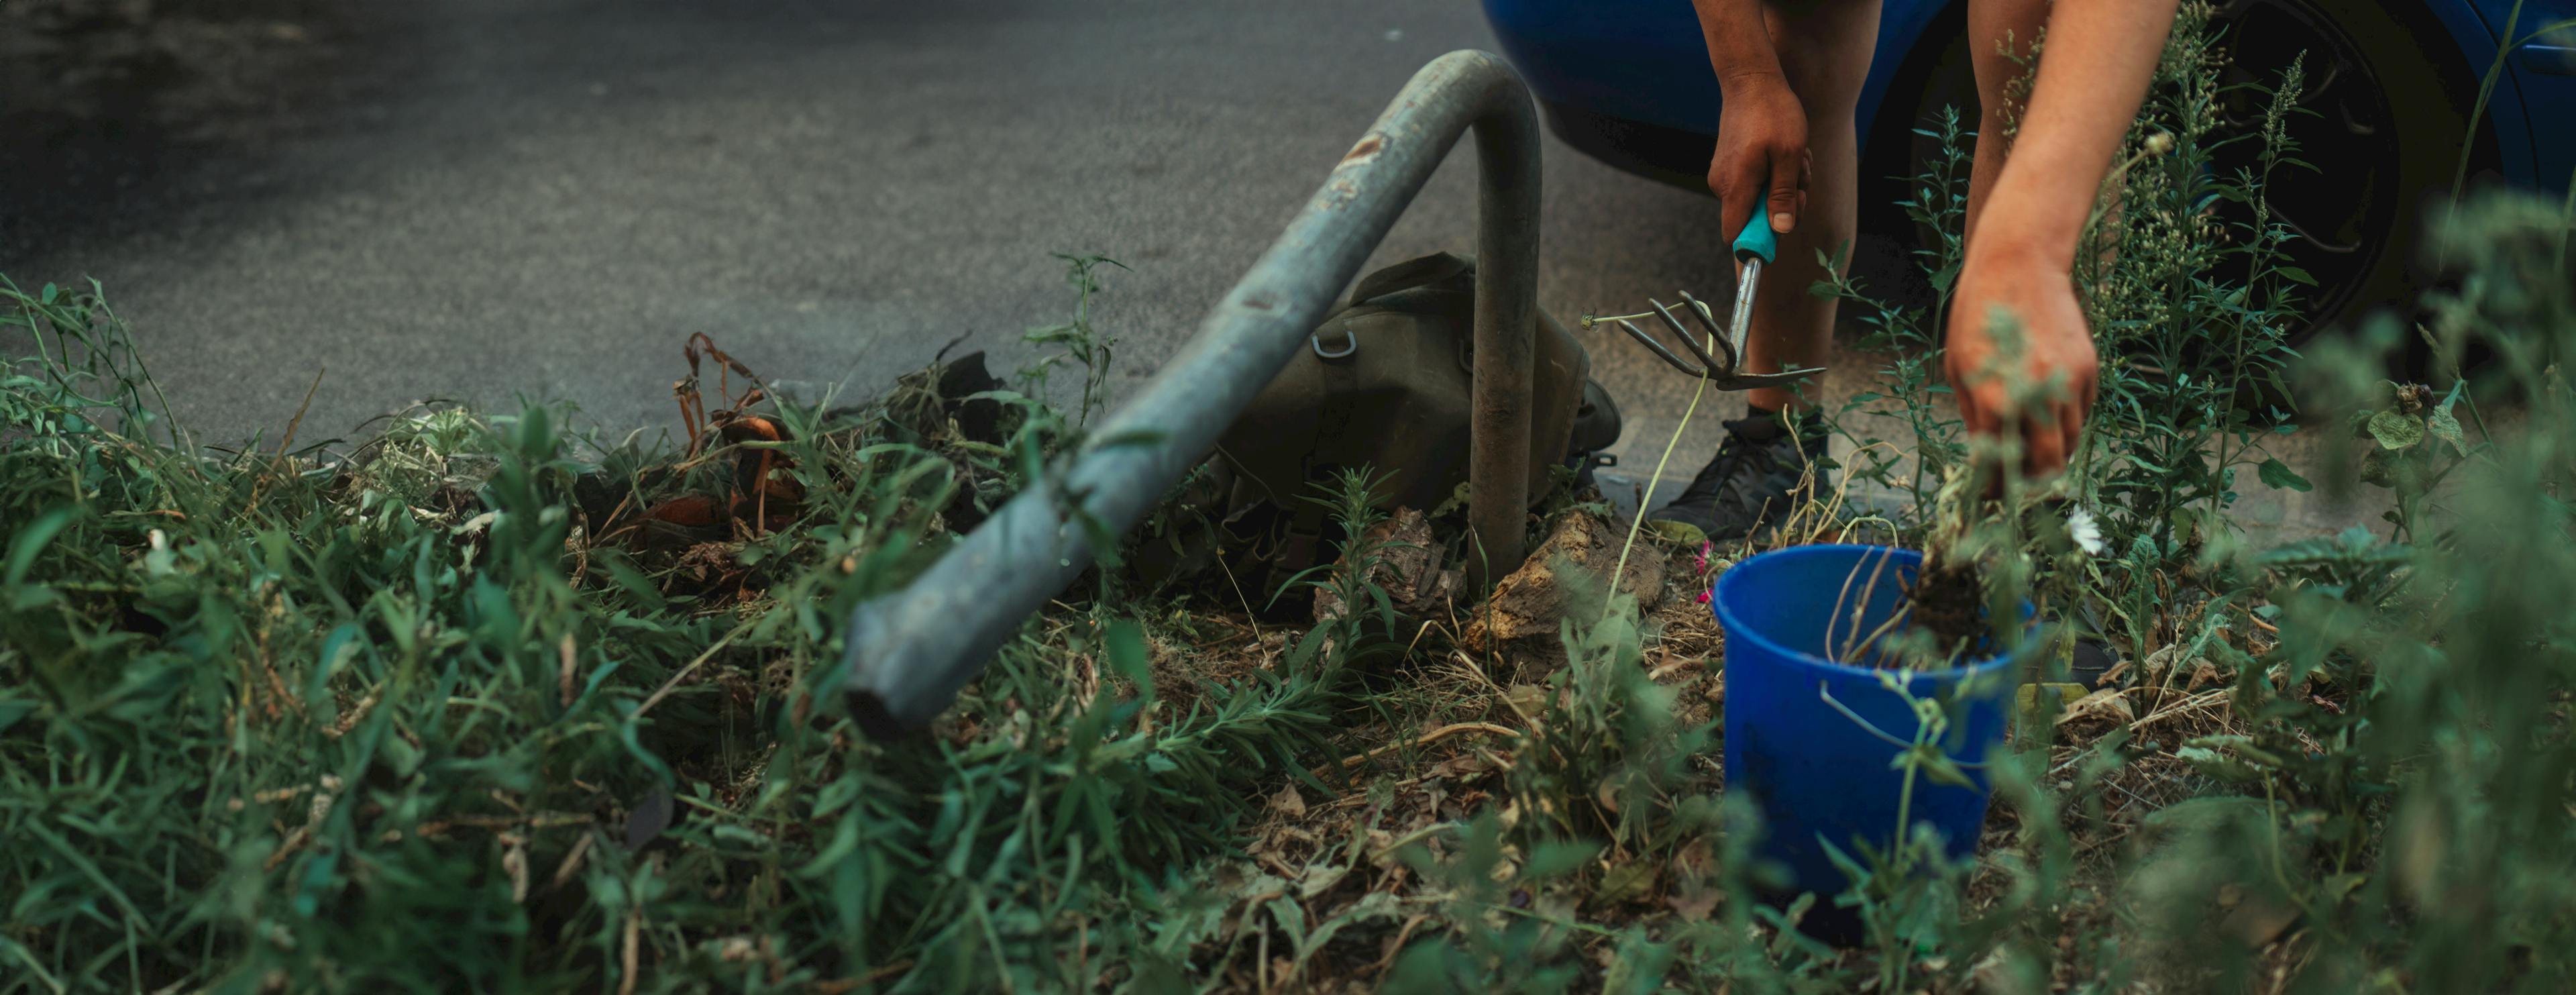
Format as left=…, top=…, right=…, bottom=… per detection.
left=2068, top=505, right=2107, bottom=557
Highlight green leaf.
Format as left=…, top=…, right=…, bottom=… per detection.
left=2257, top=531, right=2410, bottom=568
left=0, top=698, right=36, bottom=737
left=2014, top=682, right=2092, bottom=731
left=2366, top=409, right=2425, bottom=450
left=1523, top=840, right=1601, bottom=879
left=812, top=775, right=865, bottom=820
left=2186, top=734, right=2293, bottom=768
left=1640, top=519, right=1707, bottom=545
left=1104, top=618, right=1150, bottom=686
left=1266, top=896, right=1307, bottom=951
left=2359, top=448, right=2398, bottom=487
left=2176, top=745, right=2265, bottom=783
left=2141, top=795, right=2271, bottom=833
left=2425, top=406, right=2467, bottom=456
left=1299, top=890, right=1401, bottom=960
left=1919, top=751, right=1980, bottom=791
left=2257, top=458, right=2312, bottom=492
left=619, top=701, right=676, bottom=787
left=1597, top=860, right=1659, bottom=903
left=1384, top=940, right=1459, bottom=992
left=1603, top=931, right=1678, bottom=995
left=2275, top=266, right=2318, bottom=286
left=4, top=507, right=75, bottom=588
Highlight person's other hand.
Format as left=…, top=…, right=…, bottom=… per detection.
left=1943, top=246, right=2100, bottom=478
left=1707, top=72, right=1811, bottom=241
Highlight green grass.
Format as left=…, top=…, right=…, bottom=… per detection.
left=0, top=274, right=1366, bottom=992
left=7, top=5, right=2576, bottom=992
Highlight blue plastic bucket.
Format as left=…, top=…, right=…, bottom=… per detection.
left=1713, top=544, right=2021, bottom=923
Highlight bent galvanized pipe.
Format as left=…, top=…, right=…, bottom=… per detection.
left=839, top=50, right=1542, bottom=736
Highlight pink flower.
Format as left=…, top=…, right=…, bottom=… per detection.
left=1696, top=588, right=1712, bottom=605
left=1693, top=541, right=1713, bottom=576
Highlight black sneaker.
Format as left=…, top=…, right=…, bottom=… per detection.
left=2070, top=637, right=2120, bottom=690
left=1649, top=409, right=1828, bottom=543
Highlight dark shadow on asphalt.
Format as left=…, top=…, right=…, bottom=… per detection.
left=0, top=0, right=1010, bottom=270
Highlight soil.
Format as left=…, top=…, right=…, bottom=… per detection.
left=1459, top=511, right=1666, bottom=683
left=1904, top=557, right=1986, bottom=665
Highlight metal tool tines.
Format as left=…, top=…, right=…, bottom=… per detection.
left=1609, top=289, right=1821, bottom=391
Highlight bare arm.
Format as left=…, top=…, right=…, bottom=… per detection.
left=1945, top=0, right=2179, bottom=477
left=1689, top=0, right=1809, bottom=235
left=1970, top=0, right=2179, bottom=268
left=1690, top=0, right=1786, bottom=89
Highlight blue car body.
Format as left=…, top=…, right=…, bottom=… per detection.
left=1483, top=0, right=2575, bottom=192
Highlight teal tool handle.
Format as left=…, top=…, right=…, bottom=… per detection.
left=1732, top=211, right=1778, bottom=264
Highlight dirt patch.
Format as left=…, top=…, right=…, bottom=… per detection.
left=1460, top=513, right=1665, bottom=684
left=1645, top=543, right=1727, bottom=729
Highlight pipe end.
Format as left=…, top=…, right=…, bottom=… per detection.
left=847, top=688, right=912, bottom=741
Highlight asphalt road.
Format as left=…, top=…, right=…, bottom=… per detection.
left=1, top=0, right=1773, bottom=472
left=4, top=0, right=2375, bottom=539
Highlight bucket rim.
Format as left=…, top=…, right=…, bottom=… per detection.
left=1711, top=543, right=2021, bottom=682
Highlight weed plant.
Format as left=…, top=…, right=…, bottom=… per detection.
left=0, top=270, right=1383, bottom=992
left=8, top=3, right=2576, bottom=990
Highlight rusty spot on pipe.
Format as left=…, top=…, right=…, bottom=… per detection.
left=1340, top=135, right=1383, bottom=164
left=1243, top=295, right=1276, bottom=312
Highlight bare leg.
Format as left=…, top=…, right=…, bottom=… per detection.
left=1964, top=0, right=2053, bottom=252
left=1741, top=0, right=1883, bottom=414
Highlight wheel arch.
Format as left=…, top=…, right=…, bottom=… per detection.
left=1854, top=0, right=2523, bottom=181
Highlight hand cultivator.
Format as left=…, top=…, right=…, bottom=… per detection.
left=1605, top=214, right=1822, bottom=392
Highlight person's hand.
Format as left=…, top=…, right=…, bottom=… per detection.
left=1707, top=72, right=1811, bottom=240
left=1943, top=245, right=2100, bottom=478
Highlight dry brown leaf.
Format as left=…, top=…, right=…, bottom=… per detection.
left=551, top=833, right=595, bottom=890
left=1596, top=860, right=1658, bottom=906
left=503, top=835, right=530, bottom=904
left=1313, top=507, right=1457, bottom=623
left=2055, top=686, right=2138, bottom=727
left=2222, top=892, right=2301, bottom=947
left=1432, top=753, right=1489, bottom=780
left=1299, top=859, right=1351, bottom=900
